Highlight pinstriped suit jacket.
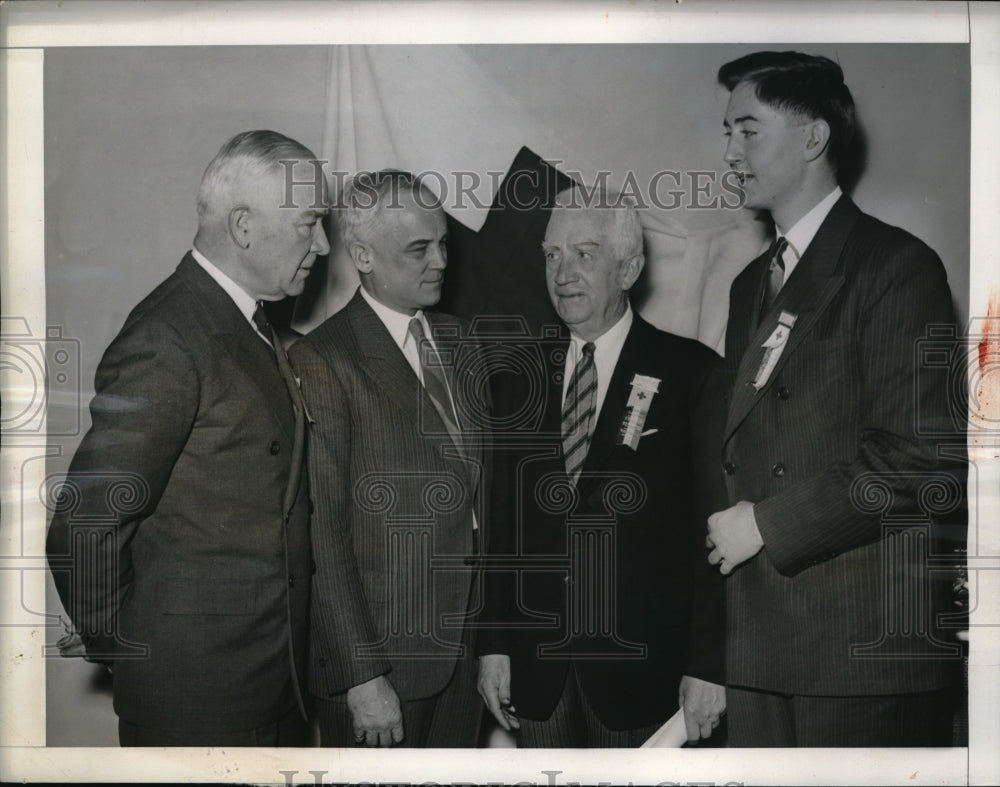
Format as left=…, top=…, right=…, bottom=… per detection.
left=289, top=291, right=486, bottom=703
left=721, top=196, right=965, bottom=696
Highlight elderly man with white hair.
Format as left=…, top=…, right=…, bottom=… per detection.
left=476, top=186, right=727, bottom=747
left=47, top=130, right=328, bottom=746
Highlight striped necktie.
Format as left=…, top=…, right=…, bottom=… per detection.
left=408, top=317, right=461, bottom=447
left=562, top=342, right=597, bottom=485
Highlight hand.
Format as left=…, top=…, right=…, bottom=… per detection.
left=346, top=675, right=404, bottom=746
left=678, top=675, right=726, bottom=742
left=706, top=501, right=763, bottom=575
left=477, top=654, right=519, bottom=731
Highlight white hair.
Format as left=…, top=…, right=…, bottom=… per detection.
left=552, top=185, right=643, bottom=261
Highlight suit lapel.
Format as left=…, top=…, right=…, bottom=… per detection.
left=343, top=293, right=429, bottom=424
left=725, top=197, right=860, bottom=440
left=177, top=255, right=294, bottom=441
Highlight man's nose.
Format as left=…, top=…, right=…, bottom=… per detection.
left=723, top=135, right=743, bottom=165
left=554, top=256, right=578, bottom=285
left=427, top=242, right=447, bottom=269
left=312, top=222, right=331, bottom=256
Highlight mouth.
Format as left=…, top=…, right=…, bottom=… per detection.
left=732, top=171, right=753, bottom=186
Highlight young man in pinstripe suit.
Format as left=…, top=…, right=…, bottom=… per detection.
left=707, top=51, right=965, bottom=746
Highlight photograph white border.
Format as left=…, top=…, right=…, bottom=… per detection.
left=2, top=1, right=997, bottom=784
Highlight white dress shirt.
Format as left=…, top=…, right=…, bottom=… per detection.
left=561, top=305, right=634, bottom=432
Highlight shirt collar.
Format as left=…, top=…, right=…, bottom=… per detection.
left=778, top=186, right=842, bottom=264
left=190, top=247, right=258, bottom=325
left=359, top=285, right=429, bottom=353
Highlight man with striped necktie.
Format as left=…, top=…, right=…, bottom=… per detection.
left=477, top=186, right=727, bottom=747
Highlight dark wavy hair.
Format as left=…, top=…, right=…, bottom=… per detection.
left=718, top=51, right=857, bottom=177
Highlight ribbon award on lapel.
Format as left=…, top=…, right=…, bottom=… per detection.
left=751, top=310, right=798, bottom=392
left=616, top=374, right=661, bottom=450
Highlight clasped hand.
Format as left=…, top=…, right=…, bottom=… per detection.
left=706, top=500, right=763, bottom=575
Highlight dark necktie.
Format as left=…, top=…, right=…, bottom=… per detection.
left=561, top=342, right=597, bottom=486
left=408, top=317, right=462, bottom=448
left=253, top=301, right=306, bottom=507
left=760, top=236, right=788, bottom=319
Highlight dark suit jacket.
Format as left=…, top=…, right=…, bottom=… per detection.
left=721, top=195, right=964, bottom=696
left=46, top=253, right=311, bottom=734
left=477, top=314, right=726, bottom=730
left=289, top=291, right=486, bottom=704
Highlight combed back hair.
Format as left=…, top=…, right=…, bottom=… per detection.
left=196, top=130, right=318, bottom=219
left=337, top=169, right=443, bottom=247
left=717, top=51, right=857, bottom=176
left=552, top=185, right=644, bottom=262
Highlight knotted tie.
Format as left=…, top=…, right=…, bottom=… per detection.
left=760, top=236, right=788, bottom=320
left=561, top=342, right=597, bottom=485
left=408, top=317, right=462, bottom=448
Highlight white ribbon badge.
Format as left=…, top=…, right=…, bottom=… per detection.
left=616, top=374, right=661, bottom=450
left=751, top=311, right=798, bottom=392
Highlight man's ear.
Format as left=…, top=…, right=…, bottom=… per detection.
left=228, top=206, right=251, bottom=249
left=804, top=120, right=831, bottom=162
left=349, top=242, right=373, bottom=274
left=621, top=253, right=645, bottom=291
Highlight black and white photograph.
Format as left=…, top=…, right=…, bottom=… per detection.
left=1, top=1, right=998, bottom=784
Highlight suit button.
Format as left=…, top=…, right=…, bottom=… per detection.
left=288, top=574, right=295, bottom=588
left=777, top=386, right=790, bottom=400
left=311, top=560, right=317, bottom=575
left=723, top=461, right=737, bottom=475
left=269, top=440, right=281, bottom=455
left=771, top=463, right=785, bottom=477
left=308, top=499, right=315, bottom=514
left=318, top=657, right=327, bottom=667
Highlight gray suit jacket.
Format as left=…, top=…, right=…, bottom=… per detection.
left=46, top=254, right=311, bottom=734
left=289, top=290, right=486, bottom=703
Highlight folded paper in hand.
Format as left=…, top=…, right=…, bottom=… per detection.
left=639, top=708, right=687, bottom=748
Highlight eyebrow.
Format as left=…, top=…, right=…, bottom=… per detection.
left=540, top=240, right=601, bottom=251
left=405, top=235, right=447, bottom=250
left=723, top=115, right=759, bottom=128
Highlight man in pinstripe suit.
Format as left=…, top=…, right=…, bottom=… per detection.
left=290, top=170, right=485, bottom=747
left=707, top=51, right=965, bottom=746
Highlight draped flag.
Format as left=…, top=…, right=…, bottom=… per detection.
left=291, top=45, right=766, bottom=354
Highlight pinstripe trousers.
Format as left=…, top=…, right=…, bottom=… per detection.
left=516, top=663, right=663, bottom=748
left=727, top=685, right=955, bottom=746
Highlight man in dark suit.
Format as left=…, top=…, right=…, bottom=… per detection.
left=707, top=51, right=965, bottom=746
left=289, top=170, right=485, bottom=747
left=45, top=130, right=329, bottom=745
left=476, top=187, right=726, bottom=747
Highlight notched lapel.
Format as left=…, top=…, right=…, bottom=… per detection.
left=348, top=295, right=463, bottom=459
left=178, top=256, right=295, bottom=440
left=725, top=197, right=860, bottom=440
